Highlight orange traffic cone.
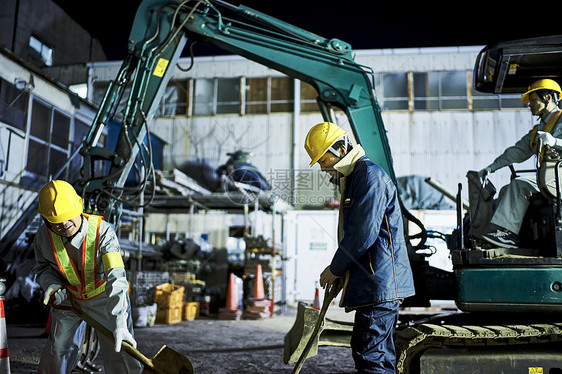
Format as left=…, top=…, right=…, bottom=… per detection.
left=225, top=273, right=238, bottom=310
left=0, top=296, right=10, bottom=374
left=312, top=284, right=321, bottom=310
left=253, top=264, right=265, bottom=300
left=219, top=273, right=242, bottom=320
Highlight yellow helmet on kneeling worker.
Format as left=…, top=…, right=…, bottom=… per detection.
left=38, top=180, right=83, bottom=224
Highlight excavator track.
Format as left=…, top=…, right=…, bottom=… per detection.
left=395, top=322, right=562, bottom=373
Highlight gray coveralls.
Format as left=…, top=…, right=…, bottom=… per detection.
left=486, top=109, right=562, bottom=234
left=32, top=215, right=143, bottom=374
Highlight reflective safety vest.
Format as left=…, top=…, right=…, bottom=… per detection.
left=47, top=214, right=123, bottom=300
left=529, top=110, right=562, bottom=150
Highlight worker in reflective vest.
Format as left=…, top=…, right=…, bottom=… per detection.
left=32, top=180, right=142, bottom=374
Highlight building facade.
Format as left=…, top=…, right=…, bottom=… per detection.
left=89, top=46, right=535, bottom=208
left=0, top=0, right=106, bottom=66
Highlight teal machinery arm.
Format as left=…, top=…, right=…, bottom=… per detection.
left=79, top=0, right=396, bottom=224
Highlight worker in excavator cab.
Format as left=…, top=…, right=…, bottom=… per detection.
left=479, top=79, right=562, bottom=248
left=32, top=180, right=143, bottom=374
left=304, top=122, right=415, bottom=374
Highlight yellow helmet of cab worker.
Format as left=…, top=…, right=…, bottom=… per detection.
left=38, top=180, right=83, bottom=224
left=521, top=79, right=562, bottom=104
left=304, top=122, right=348, bottom=166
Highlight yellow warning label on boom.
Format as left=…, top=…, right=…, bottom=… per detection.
left=153, top=58, right=169, bottom=77
left=529, top=367, right=543, bottom=374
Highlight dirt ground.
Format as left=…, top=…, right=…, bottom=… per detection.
left=6, top=307, right=357, bottom=374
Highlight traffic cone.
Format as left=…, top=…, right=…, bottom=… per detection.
left=253, top=264, right=265, bottom=300
left=219, top=273, right=242, bottom=320
left=0, top=296, right=10, bottom=374
left=312, top=284, right=321, bottom=310
left=225, top=273, right=238, bottom=310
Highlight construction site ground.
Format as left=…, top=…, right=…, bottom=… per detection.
left=6, top=306, right=356, bottom=374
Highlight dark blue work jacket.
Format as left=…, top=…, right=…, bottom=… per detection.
left=330, top=156, right=415, bottom=308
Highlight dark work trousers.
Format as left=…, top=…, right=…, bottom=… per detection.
left=351, top=300, right=400, bottom=374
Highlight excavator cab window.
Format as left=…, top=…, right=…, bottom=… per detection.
left=474, top=35, right=562, bottom=94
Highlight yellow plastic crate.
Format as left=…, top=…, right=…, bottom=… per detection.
left=156, top=305, right=182, bottom=324
left=183, top=301, right=199, bottom=321
left=154, top=283, right=184, bottom=308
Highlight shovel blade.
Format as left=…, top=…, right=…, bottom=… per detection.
left=142, top=345, right=194, bottom=374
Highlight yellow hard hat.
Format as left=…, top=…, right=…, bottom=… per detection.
left=304, top=122, right=347, bottom=166
left=521, top=79, right=562, bottom=104
left=38, top=180, right=83, bottom=224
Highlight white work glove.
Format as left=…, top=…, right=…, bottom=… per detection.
left=477, top=167, right=491, bottom=182
left=113, top=327, right=137, bottom=352
left=536, top=131, right=557, bottom=147
left=43, top=284, right=67, bottom=305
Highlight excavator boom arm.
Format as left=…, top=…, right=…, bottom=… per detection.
left=79, top=0, right=395, bottom=223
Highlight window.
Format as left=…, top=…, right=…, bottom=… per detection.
left=150, top=70, right=529, bottom=116
left=472, top=89, right=525, bottom=110
left=193, top=78, right=215, bottom=116
left=30, top=100, right=50, bottom=141
left=246, top=78, right=268, bottom=114
left=244, top=77, right=293, bottom=114
left=217, top=78, right=240, bottom=114
left=440, top=71, right=468, bottom=109
left=0, top=79, right=28, bottom=130
left=271, top=77, right=293, bottom=112
left=52, top=110, right=70, bottom=148
left=191, top=77, right=295, bottom=116
left=300, top=82, right=318, bottom=112
left=26, top=140, right=49, bottom=177
left=373, top=70, right=525, bottom=112
left=192, top=78, right=241, bottom=115
left=376, top=73, right=409, bottom=110
left=413, top=71, right=468, bottom=110
left=471, top=88, right=499, bottom=110
left=158, top=81, right=188, bottom=116
left=25, top=99, right=71, bottom=182
left=29, top=35, right=54, bottom=66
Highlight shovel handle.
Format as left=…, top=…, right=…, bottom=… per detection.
left=50, top=297, right=155, bottom=370
left=73, top=305, right=155, bottom=370
left=291, top=280, right=341, bottom=374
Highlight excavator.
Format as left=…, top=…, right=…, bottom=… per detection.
left=76, top=0, right=562, bottom=372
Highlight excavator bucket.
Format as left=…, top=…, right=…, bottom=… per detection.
left=146, top=345, right=194, bottom=374
left=283, top=301, right=352, bottom=364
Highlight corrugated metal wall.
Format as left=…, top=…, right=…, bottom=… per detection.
left=92, top=46, right=538, bottom=206
left=383, top=110, right=535, bottom=198
left=151, top=108, right=535, bottom=204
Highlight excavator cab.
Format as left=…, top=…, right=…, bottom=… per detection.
left=449, top=35, right=562, bottom=313
left=468, top=34, right=562, bottom=256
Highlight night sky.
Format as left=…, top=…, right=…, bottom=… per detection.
left=53, top=0, right=560, bottom=61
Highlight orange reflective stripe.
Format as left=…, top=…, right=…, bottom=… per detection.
left=530, top=110, right=562, bottom=149
left=48, top=230, right=82, bottom=290
left=48, top=215, right=107, bottom=300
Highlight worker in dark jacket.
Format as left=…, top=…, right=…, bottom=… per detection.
left=304, top=122, right=415, bottom=374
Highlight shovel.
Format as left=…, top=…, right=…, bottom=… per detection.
left=52, top=298, right=194, bottom=374
left=291, top=280, right=341, bottom=374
